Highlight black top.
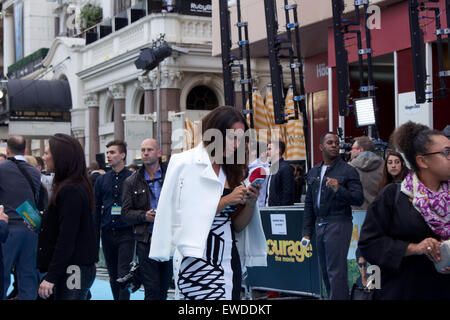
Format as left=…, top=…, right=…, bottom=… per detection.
left=268, top=158, right=295, bottom=206
left=302, top=158, right=363, bottom=238
left=358, top=183, right=450, bottom=300
left=37, top=183, right=98, bottom=284
left=94, top=168, right=133, bottom=231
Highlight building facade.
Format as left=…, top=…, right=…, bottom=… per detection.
left=212, top=0, right=450, bottom=164
left=1, top=0, right=448, bottom=166
left=0, top=0, right=229, bottom=165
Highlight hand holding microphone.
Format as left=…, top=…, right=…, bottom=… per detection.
left=301, top=236, right=310, bottom=248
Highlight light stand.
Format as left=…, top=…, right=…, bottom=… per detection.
left=134, top=34, right=188, bottom=146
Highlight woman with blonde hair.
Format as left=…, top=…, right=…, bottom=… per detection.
left=24, top=155, right=38, bottom=169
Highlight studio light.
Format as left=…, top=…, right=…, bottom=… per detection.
left=134, top=44, right=173, bottom=71
left=354, top=96, right=377, bottom=127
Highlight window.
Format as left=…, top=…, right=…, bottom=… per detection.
left=139, top=95, right=145, bottom=114
left=114, top=0, right=131, bottom=15
left=186, top=86, right=218, bottom=110
left=54, top=17, right=60, bottom=37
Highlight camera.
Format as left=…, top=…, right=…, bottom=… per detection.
left=339, top=141, right=353, bottom=152
left=116, top=260, right=142, bottom=293
left=337, top=127, right=354, bottom=151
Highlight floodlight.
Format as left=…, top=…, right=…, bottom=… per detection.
left=354, top=97, right=377, bottom=127
left=134, top=44, right=173, bottom=71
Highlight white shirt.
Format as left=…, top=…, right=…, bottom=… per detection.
left=317, top=165, right=328, bottom=209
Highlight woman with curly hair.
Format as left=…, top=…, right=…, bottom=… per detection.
left=376, top=150, right=409, bottom=193
left=359, top=121, right=450, bottom=299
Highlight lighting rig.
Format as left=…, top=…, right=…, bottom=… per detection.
left=263, top=0, right=311, bottom=169
left=219, top=0, right=255, bottom=128
left=408, top=0, right=450, bottom=104
left=332, top=0, right=379, bottom=137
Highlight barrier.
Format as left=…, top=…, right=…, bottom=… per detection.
left=245, top=205, right=366, bottom=299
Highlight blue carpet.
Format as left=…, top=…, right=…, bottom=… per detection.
left=89, top=278, right=145, bottom=300
left=7, top=275, right=146, bottom=300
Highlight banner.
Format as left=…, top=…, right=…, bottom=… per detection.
left=14, top=1, right=24, bottom=61
left=246, top=207, right=321, bottom=297
left=176, top=0, right=212, bottom=16
left=124, top=120, right=154, bottom=150
left=246, top=207, right=367, bottom=298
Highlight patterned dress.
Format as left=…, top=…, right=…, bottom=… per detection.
left=177, top=188, right=242, bottom=300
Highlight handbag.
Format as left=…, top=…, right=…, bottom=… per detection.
left=350, top=283, right=376, bottom=300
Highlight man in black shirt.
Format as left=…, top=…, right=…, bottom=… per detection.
left=94, top=140, right=133, bottom=300
left=302, top=132, right=363, bottom=300
left=266, top=140, right=295, bottom=206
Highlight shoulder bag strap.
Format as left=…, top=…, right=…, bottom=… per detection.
left=9, top=158, right=38, bottom=199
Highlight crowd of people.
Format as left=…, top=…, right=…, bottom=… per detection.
left=0, top=105, right=448, bottom=300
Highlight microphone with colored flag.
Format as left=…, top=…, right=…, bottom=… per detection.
left=249, top=167, right=267, bottom=188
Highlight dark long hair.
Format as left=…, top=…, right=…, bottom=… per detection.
left=48, top=133, right=94, bottom=212
left=377, top=150, right=409, bottom=193
left=202, top=106, right=249, bottom=189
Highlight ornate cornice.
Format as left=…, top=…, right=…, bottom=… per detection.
left=83, top=92, right=99, bottom=107
left=108, top=83, right=125, bottom=100
left=137, top=75, right=154, bottom=91
left=72, top=128, right=85, bottom=139
left=160, top=69, right=183, bottom=89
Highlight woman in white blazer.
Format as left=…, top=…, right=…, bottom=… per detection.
left=149, top=106, right=267, bottom=300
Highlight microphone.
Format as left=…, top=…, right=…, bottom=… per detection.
left=249, top=167, right=267, bottom=187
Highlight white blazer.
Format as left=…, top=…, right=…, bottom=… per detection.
left=149, top=143, right=267, bottom=273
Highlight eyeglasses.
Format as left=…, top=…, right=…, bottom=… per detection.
left=422, top=149, right=450, bottom=160
left=358, top=261, right=368, bottom=268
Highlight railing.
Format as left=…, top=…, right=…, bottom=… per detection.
left=75, top=0, right=211, bottom=46
left=79, top=13, right=211, bottom=70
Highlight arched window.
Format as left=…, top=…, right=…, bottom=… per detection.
left=139, top=95, right=145, bottom=114
left=186, top=85, right=218, bottom=110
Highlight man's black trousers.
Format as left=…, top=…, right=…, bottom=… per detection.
left=101, top=227, right=135, bottom=300
left=315, top=219, right=352, bottom=300
left=137, top=240, right=173, bottom=300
